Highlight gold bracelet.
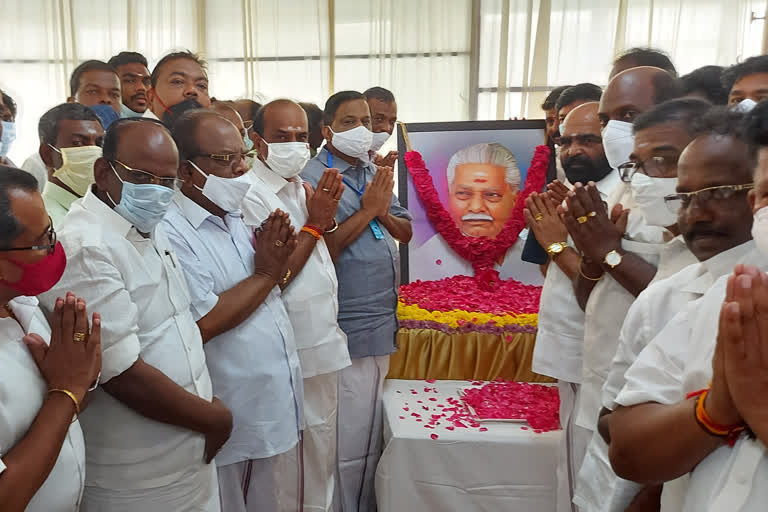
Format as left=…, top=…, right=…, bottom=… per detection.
left=281, top=269, right=292, bottom=285
left=48, top=388, right=80, bottom=416
left=579, top=256, right=604, bottom=282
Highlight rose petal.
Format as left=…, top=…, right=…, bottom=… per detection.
left=430, top=433, right=439, bottom=440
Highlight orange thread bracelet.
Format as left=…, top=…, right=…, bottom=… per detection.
left=301, top=225, right=323, bottom=240
left=693, top=389, right=745, bottom=446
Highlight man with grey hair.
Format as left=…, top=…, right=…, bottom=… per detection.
left=412, top=142, right=543, bottom=285
left=446, top=142, right=520, bottom=239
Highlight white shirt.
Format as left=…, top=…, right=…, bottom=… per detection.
left=616, top=248, right=768, bottom=512
left=21, top=151, right=48, bottom=192
left=39, top=188, right=214, bottom=491
left=163, top=193, right=303, bottom=464
left=239, top=159, right=351, bottom=378
left=574, top=241, right=752, bottom=512
left=532, top=170, right=622, bottom=383
left=575, top=185, right=667, bottom=432
left=0, top=296, right=85, bottom=511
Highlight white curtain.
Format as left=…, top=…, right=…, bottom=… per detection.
left=0, top=0, right=766, bottom=163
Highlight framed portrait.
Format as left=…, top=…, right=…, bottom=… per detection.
left=396, top=120, right=546, bottom=285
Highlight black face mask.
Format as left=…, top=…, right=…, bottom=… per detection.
left=563, top=153, right=613, bottom=185
left=161, top=98, right=203, bottom=129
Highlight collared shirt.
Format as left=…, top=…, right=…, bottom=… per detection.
left=0, top=296, right=85, bottom=511
left=163, top=193, right=303, bottom=464
left=301, top=147, right=413, bottom=358
left=573, top=241, right=753, bottom=512
left=616, top=248, right=767, bottom=512
left=532, top=170, right=622, bottom=383
left=43, top=182, right=79, bottom=226
left=239, top=159, right=351, bottom=378
left=39, top=187, right=213, bottom=491
left=21, top=151, right=48, bottom=192
left=575, top=186, right=667, bottom=432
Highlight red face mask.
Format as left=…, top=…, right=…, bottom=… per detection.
left=0, top=242, right=67, bottom=296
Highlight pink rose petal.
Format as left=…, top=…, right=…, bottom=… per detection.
left=430, top=433, right=439, bottom=440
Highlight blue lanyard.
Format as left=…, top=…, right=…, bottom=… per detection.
left=328, top=151, right=366, bottom=196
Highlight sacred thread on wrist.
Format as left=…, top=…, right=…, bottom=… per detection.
left=692, top=389, right=745, bottom=446
left=301, top=225, right=323, bottom=240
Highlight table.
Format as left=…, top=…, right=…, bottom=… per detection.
left=376, top=379, right=561, bottom=512
left=387, top=328, right=555, bottom=383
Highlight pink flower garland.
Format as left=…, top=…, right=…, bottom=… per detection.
left=404, top=145, right=550, bottom=289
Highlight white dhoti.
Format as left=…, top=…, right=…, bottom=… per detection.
left=557, top=380, right=591, bottom=512
left=217, top=443, right=302, bottom=512
left=335, top=355, right=389, bottom=512
left=82, top=463, right=220, bottom=512
left=277, top=371, right=339, bottom=512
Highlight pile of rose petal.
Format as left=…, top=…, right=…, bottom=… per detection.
left=461, top=381, right=560, bottom=431
left=397, top=380, right=560, bottom=440
left=399, top=276, right=541, bottom=316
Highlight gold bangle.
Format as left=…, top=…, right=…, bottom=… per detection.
left=579, top=257, right=604, bottom=281
left=48, top=388, right=80, bottom=416
left=325, top=219, right=339, bottom=234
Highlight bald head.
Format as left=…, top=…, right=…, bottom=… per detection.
left=562, top=102, right=601, bottom=138
left=599, top=66, right=682, bottom=127
left=172, top=109, right=243, bottom=163
left=211, top=102, right=246, bottom=138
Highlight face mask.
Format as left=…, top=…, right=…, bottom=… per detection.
left=563, top=153, right=613, bottom=185
left=0, top=242, right=67, bottom=296
left=733, top=98, right=757, bottom=113
left=370, top=131, right=391, bottom=153
left=244, top=134, right=255, bottom=152
left=630, top=173, right=679, bottom=227
left=89, top=104, right=120, bottom=130
left=119, top=103, right=144, bottom=118
left=107, top=163, right=175, bottom=233
left=190, top=161, right=251, bottom=213
left=50, top=145, right=102, bottom=197
left=752, top=206, right=768, bottom=258
left=558, top=123, right=565, bottom=140
left=161, top=98, right=202, bottom=129
left=0, top=121, right=16, bottom=157
left=602, top=120, right=635, bottom=170
left=330, top=125, right=373, bottom=160
left=264, top=142, right=311, bottom=179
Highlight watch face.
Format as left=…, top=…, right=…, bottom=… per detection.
left=605, top=251, right=622, bottom=267
left=549, top=242, right=564, bottom=254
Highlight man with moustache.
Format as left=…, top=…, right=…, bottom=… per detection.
left=145, top=51, right=211, bottom=127
left=524, top=101, right=619, bottom=512
left=607, top=103, right=767, bottom=512
left=108, top=52, right=152, bottom=117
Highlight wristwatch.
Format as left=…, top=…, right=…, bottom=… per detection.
left=603, top=249, right=623, bottom=268
left=546, top=241, right=568, bottom=257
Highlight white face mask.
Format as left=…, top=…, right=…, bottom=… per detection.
left=733, top=98, right=758, bottom=113
left=50, top=145, right=102, bottom=197
left=190, top=161, right=251, bottom=213
left=602, top=120, right=636, bottom=170
left=370, top=131, right=391, bottom=153
left=752, top=206, right=768, bottom=258
left=630, top=173, right=679, bottom=227
left=264, top=141, right=311, bottom=179
left=330, top=125, right=373, bottom=160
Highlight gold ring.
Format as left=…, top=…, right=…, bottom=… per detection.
left=275, top=240, right=285, bottom=247
left=534, top=213, right=544, bottom=221
left=73, top=332, right=87, bottom=343
left=577, top=216, right=589, bottom=224
left=587, top=211, right=597, bottom=217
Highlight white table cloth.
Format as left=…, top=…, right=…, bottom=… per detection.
left=375, top=379, right=560, bottom=512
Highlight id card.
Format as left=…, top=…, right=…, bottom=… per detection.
left=369, top=219, right=385, bottom=240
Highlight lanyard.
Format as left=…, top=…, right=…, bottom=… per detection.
left=326, top=150, right=384, bottom=240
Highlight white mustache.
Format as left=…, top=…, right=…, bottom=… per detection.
left=461, top=213, right=494, bottom=222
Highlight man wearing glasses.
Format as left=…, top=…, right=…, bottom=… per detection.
left=39, top=118, right=232, bottom=511
left=162, top=109, right=304, bottom=512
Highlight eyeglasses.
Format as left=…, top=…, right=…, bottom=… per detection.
left=113, top=160, right=184, bottom=190
left=195, top=150, right=257, bottom=169
left=663, top=183, right=754, bottom=214
left=0, top=217, right=57, bottom=254
left=619, top=156, right=678, bottom=182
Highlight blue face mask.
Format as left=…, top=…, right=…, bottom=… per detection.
left=90, top=104, right=120, bottom=129
left=244, top=134, right=255, bottom=152
left=558, top=123, right=565, bottom=139
left=119, top=103, right=144, bottom=118
left=0, top=121, right=16, bottom=157
left=107, top=163, right=175, bottom=233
